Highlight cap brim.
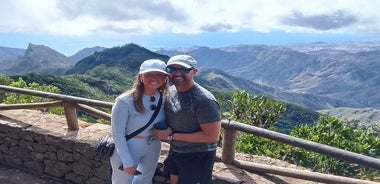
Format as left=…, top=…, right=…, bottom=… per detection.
left=139, top=69, right=167, bottom=74
left=167, top=61, right=192, bottom=68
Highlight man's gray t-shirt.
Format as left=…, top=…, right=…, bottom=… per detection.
left=165, top=83, right=221, bottom=153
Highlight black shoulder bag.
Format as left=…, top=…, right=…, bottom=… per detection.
left=94, top=92, right=163, bottom=159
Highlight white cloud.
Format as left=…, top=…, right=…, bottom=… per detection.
left=0, top=0, right=380, bottom=36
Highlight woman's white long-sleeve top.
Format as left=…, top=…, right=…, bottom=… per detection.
left=111, top=91, right=165, bottom=168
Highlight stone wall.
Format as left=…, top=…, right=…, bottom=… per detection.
left=0, top=109, right=112, bottom=184
left=0, top=109, right=171, bottom=184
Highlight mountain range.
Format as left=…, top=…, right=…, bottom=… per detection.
left=0, top=43, right=106, bottom=75
left=156, top=42, right=380, bottom=110
left=0, top=41, right=379, bottom=126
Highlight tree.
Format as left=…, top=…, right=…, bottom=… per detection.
left=219, top=90, right=285, bottom=129
left=218, top=90, right=287, bottom=157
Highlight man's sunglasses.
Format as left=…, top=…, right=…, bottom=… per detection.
left=165, top=67, right=193, bottom=74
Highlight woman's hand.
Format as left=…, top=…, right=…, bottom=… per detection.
left=119, top=166, right=141, bottom=175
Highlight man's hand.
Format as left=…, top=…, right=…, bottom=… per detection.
left=151, top=127, right=172, bottom=140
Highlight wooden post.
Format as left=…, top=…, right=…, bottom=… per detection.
left=63, top=102, right=79, bottom=131
left=221, top=128, right=237, bottom=164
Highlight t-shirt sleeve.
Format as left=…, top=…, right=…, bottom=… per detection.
left=196, top=99, right=220, bottom=124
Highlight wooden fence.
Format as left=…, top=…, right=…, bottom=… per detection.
left=0, top=85, right=379, bottom=184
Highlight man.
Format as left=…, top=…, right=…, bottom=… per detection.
left=153, top=55, right=221, bottom=184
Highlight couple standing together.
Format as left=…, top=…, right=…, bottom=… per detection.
left=110, top=54, right=222, bottom=184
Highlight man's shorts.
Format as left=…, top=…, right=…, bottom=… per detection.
left=164, top=149, right=216, bottom=184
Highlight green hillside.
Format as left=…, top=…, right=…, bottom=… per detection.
left=66, top=43, right=169, bottom=74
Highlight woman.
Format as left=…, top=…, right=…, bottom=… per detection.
left=110, top=59, right=168, bottom=184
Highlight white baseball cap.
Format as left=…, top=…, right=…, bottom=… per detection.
left=139, top=59, right=168, bottom=74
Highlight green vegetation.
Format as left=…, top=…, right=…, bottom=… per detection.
left=2, top=73, right=113, bottom=120
left=286, top=116, right=380, bottom=179
left=219, top=90, right=380, bottom=180
left=276, top=103, right=320, bottom=134
left=0, top=74, right=13, bottom=101
left=2, top=77, right=64, bottom=115
left=11, top=73, right=115, bottom=101
left=219, top=90, right=286, bottom=129
left=66, top=43, right=169, bottom=74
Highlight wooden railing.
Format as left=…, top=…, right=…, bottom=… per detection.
left=0, top=85, right=379, bottom=184
left=0, top=85, right=113, bottom=130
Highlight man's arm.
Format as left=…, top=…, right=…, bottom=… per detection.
left=171, top=121, right=221, bottom=143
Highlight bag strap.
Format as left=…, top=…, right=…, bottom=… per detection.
left=125, top=92, right=163, bottom=140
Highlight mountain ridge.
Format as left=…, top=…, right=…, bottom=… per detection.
left=0, top=44, right=73, bottom=75
left=66, top=43, right=169, bottom=75
left=68, top=46, right=107, bottom=62
left=155, top=42, right=380, bottom=110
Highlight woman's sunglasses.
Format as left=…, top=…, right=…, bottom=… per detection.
left=165, top=67, right=193, bottom=74
left=150, top=96, right=157, bottom=110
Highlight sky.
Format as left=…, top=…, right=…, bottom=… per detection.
left=1, top=0, right=380, bottom=56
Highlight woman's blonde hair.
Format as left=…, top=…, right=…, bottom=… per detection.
left=124, top=74, right=168, bottom=114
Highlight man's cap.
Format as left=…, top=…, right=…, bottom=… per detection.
left=167, top=55, right=197, bottom=68
left=139, top=59, right=167, bottom=74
